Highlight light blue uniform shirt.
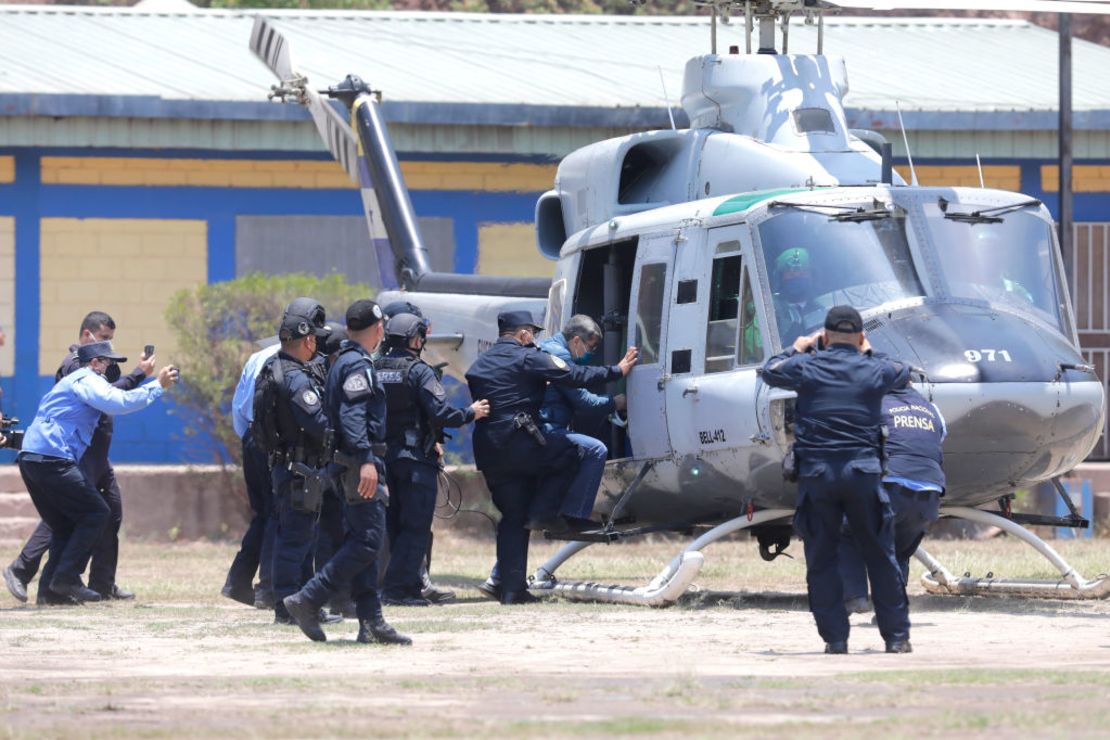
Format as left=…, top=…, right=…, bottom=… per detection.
left=21, top=367, right=165, bottom=463
left=231, top=344, right=280, bottom=439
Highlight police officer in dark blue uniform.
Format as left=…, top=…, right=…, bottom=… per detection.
left=839, top=383, right=946, bottom=613
left=377, top=312, right=490, bottom=606
left=262, top=298, right=337, bottom=626
left=465, top=310, right=638, bottom=604
left=284, top=299, right=411, bottom=645
left=761, top=305, right=912, bottom=654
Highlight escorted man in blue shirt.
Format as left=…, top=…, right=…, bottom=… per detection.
left=17, top=341, right=177, bottom=604
left=839, top=383, right=946, bottom=613
left=284, top=299, right=411, bottom=645
left=761, top=305, right=912, bottom=654
left=222, top=340, right=280, bottom=609
left=538, top=314, right=625, bottom=526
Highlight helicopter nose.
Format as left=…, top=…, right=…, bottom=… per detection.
left=865, top=303, right=1105, bottom=497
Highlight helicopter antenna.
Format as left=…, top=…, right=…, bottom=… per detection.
left=895, top=100, right=919, bottom=187
left=658, top=66, right=677, bottom=131
left=976, top=153, right=986, bottom=188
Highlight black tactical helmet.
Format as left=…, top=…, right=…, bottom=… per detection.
left=382, top=300, right=424, bottom=319
left=279, top=297, right=329, bottom=341
left=384, top=312, right=429, bottom=343
left=321, top=320, right=348, bottom=355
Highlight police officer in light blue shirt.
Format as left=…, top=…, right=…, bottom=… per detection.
left=18, top=341, right=177, bottom=604
left=839, top=383, right=947, bottom=613
left=222, top=341, right=280, bottom=608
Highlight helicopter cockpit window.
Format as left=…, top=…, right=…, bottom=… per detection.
left=792, top=108, right=835, bottom=135
left=759, top=208, right=924, bottom=347
left=924, top=204, right=1068, bottom=333
left=635, top=263, right=667, bottom=365
left=705, top=248, right=764, bottom=373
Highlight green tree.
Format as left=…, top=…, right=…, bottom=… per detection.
left=164, top=272, right=373, bottom=466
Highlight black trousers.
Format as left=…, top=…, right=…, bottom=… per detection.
left=382, top=458, right=439, bottom=599
left=225, top=433, right=275, bottom=596
left=18, top=456, right=110, bottom=593
left=10, top=458, right=122, bottom=595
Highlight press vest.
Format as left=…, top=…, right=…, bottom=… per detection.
left=375, top=352, right=426, bottom=449
left=882, top=387, right=945, bottom=489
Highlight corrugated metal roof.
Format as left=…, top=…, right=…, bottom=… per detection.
left=0, top=7, right=1108, bottom=126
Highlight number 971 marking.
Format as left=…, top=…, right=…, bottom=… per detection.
left=964, top=349, right=1012, bottom=363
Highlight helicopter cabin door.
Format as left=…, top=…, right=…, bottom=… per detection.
left=625, top=231, right=676, bottom=460
left=664, top=224, right=768, bottom=461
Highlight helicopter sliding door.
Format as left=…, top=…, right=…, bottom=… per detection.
left=625, top=232, right=676, bottom=460
left=663, top=224, right=776, bottom=503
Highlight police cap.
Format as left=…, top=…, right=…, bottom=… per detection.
left=346, top=299, right=384, bottom=330
left=321, top=321, right=348, bottom=355
left=824, top=305, right=864, bottom=333
left=78, top=340, right=127, bottom=365
left=497, top=310, right=543, bottom=334
left=279, top=297, right=330, bottom=341
left=382, top=300, right=424, bottom=319
left=385, top=312, right=429, bottom=341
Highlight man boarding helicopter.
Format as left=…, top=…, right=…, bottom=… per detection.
left=249, top=0, right=1110, bottom=607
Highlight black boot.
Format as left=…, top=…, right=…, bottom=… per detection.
left=51, top=582, right=102, bottom=604
left=283, top=592, right=326, bottom=642
left=357, top=618, right=412, bottom=645
left=221, top=578, right=254, bottom=606
left=329, top=595, right=357, bottom=618
left=885, top=640, right=913, bottom=654
left=824, top=641, right=848, bottom=654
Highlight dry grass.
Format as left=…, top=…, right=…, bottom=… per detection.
left=0, top=531, right=1108, bottom=738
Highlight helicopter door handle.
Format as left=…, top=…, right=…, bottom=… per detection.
left=682, top=384, right=699, bottom=398
left=657, top=374, right=671, bottom=391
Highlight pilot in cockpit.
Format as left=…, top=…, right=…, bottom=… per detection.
left=772, top=247, right=826, bottom=346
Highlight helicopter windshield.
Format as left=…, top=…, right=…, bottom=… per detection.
left=758, top=207, right=924, bottom=346
left=923, top=204, right=1069, bottom=333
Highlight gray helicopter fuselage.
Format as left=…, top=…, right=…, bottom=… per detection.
left=548, top=185, right=1104, bottom=525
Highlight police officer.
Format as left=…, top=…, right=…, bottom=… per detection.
left=378, top=312, right=490, bottom=606
left=262, top=298, right=337, bottom=626
left=223, top=339, right=280, bottom=609
left=5, top=311, right=156, bottom=604
left=379, top=300, right=455, bottom=605
left=465, top=310, right=637, bottom=605
left=315, top=321, right=357, bottom=618
left=284, top=299, right=410, bottom=645
left=17, top=341, right=177, bottom=603
left=760, top=305, right=912, bottom=654
left=839, top=382, right=946, bottom=613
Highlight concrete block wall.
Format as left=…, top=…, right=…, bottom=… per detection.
left=37, top=218, right=208, bottom=374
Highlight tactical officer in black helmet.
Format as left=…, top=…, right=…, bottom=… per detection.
left=379, top=299, right=456, bottom=604
left=377, top=312, right=490, bottom=606
left=257, top=298, right=339, bottom=627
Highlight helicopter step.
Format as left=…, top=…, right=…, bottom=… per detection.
left=529, top=508, right=794, bottom=607
left=915, top=506, right=1110, bottom=600
left=542, top=519, right=698, bottom=544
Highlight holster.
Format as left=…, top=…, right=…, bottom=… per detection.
left=334, top=450, right=387, bottom=506
left=512, top=412, right=547, bottom=447
left=288, top=462, right=325, bottom=514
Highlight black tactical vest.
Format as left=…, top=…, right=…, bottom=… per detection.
left=375, top=353, right=425, bottom=448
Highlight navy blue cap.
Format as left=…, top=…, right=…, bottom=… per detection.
left=78, top=340, right=127, bottom=364
left=497, top=310, right=543, bottom=333
left=824, top=305, right=864, bottom=333
left=346, top=299, right=384, bottom=330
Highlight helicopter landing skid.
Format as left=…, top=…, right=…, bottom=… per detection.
left=915, top=506, right=1110, bottom=600
left=529, top=509, right=794, bottom=607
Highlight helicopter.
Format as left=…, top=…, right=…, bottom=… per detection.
left=249, top=0, right=1110, bottom=607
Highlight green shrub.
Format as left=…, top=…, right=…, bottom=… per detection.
left=165, top=272, right=373, bottom=465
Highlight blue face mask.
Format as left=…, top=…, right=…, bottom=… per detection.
left=574, top=350, right=593, bottom=365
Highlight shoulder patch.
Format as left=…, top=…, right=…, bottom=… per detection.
left=343, top=372, right=370, bottom=396
left=550, top=355, right=568, bottom=370
left=301, top=389, right=320, bottom=407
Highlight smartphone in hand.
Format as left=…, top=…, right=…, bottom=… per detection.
left=144, top=344, right=155, bottom=359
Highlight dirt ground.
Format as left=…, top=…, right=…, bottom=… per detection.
left=1, top=531, right=1109, bottom=738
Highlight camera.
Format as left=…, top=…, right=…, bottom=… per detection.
left=0, top=416, right=23, bottom=450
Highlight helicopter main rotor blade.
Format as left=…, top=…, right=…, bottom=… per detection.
left=831, top=0, right=1110, bottom=14
left=249, top=15, right=396, bottom=288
